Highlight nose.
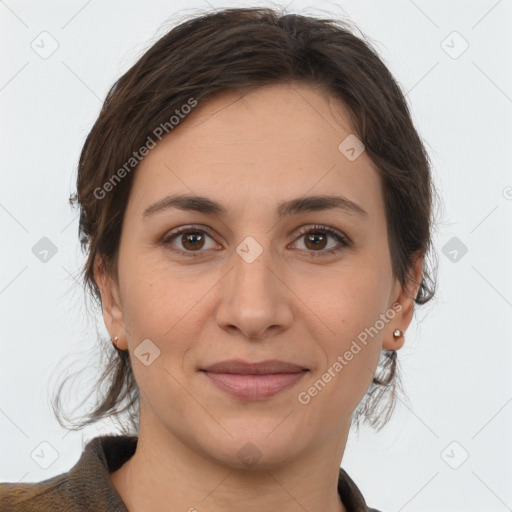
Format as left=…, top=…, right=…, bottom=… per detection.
left=214, top=241, right=293, bottom=341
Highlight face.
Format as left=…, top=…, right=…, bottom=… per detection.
left=97, top=82, right=421, bottom=468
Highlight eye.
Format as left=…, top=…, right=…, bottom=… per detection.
left=161, top=225, right=221, bottom=257
left=161, top=224, right=350, bottom=257
left=290, top=224, right=350, bottom=257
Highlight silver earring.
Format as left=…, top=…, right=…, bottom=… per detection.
left=112, top=336, right=119, bottom=348
left=393, top=329, right=403, bottom=338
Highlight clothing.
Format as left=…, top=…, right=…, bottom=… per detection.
left=0, top=435, right=382, bottom=512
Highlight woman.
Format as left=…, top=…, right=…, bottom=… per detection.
left=0, top=6, right=436, bottom=512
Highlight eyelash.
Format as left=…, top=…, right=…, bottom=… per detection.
left=161, top=224, right=350, bottom=258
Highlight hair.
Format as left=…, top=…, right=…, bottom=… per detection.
left=52, top=6, right=438, bottom=435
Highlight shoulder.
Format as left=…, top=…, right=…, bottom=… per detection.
left=0, top=435, right=137, bottom=512
left=0, top=473, right=73, bottom=512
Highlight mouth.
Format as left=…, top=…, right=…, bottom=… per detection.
left=200, top=359, right=309, bottom=401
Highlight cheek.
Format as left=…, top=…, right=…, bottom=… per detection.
left=119, top=253, right=191, bottom=333
left=301, top=281, right=385, bottom=417
left=119, top=260, right=218, bottom=375
left=301, top=261, right=389, bottom=333
left=298, top=262, right=389, bottom=384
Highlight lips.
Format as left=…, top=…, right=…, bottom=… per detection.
left=200, top=359, right=308, bottom=400
left=201, top=359, right=307, bottom=375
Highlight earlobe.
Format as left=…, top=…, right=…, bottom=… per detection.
left=382, top=303, right=406, bottom=351
left=382, top=252, right=424, bottom=351
left=93, top=256, right=127, bottom=350
left=386, top=326, right=405, bottom=350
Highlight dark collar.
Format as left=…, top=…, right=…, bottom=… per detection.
left=87, top=435, right=380, bottom=512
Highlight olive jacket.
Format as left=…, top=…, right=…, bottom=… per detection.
left=0, top=435, right=382, bottom=512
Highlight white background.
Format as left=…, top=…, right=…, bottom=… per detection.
left=1, top=1, right=511, bottom=511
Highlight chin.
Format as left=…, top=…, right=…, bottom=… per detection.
left=195, top=417, right=311, bottom=470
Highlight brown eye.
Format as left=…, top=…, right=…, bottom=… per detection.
left=292, top=225, right=350, bottom=257
left=162, top=224, right=349, bottom=258
left=181, top=231, right=205, bottom=251
left=162, top=225, right=220, bottom=257
left=304, top=231, right=328, bottom=251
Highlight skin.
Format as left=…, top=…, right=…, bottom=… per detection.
left=96, top=82, right=423, bottom=512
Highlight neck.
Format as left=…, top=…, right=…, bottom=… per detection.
left=110, top=410, right=349, bottom=512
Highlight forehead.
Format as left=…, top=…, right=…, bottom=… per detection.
left=128, top=82, right=384, bottom=219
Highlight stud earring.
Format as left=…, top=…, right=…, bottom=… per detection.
left=111, top=336, right=119, bottom=348
left=393, top=329, right=403, bottom=338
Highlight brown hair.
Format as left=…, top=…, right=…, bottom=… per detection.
left=52, top=6, right=438, bottom=434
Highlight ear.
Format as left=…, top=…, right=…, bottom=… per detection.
left=382, top=251, right=424, bottom=351
left=94, top=256, right=127, bottom=350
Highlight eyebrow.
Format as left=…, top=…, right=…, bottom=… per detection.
left=142, top=193, right=368, bottom=219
